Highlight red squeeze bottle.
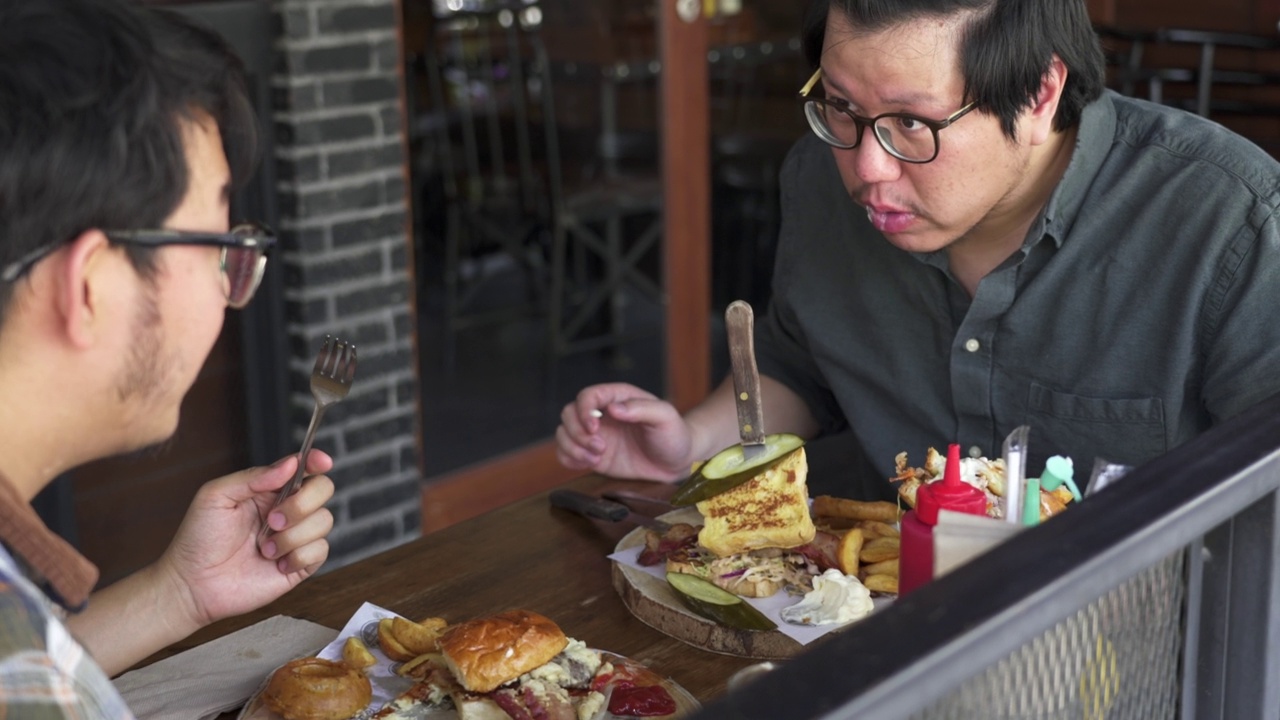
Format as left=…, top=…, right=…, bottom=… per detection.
left=898, top=443, right=988, bottom=596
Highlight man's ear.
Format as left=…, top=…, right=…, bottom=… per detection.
left=53, top=229, right=115, bottom=349
left=1025, top=54, right=1069, bottom=146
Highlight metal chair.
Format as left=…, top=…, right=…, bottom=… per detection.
left=707, top=36, right=805, bottom=313
left=412, top=3, right=556, bottom=372
left=546, top=58, right=665, bottom=362
left=1099, top=26, right=1280, bottom=118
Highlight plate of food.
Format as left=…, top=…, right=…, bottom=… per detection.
left=239, top=605, right=698, bottom=720
left=609, top=436, right=899, bottom=659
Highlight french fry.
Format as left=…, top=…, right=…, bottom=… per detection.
left=860, top=557, right=899, bottom=578
left=859, top=537, right=900, bottom=564
left=814, top=516, right=861, bottom=531
left=812, top=496, right=903, bottom=523
left=342, top=636, right=377, bottom=670
left=836, top=528, right=864, bottom=576
left=397, top=651, right=445, bottom=679
left=864, top=574, right=899, bottom=594
left=856, top=520, right=900, bottom=540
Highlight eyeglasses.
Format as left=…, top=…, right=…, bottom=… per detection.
left=798, top=68, right=977, bottom=163
left=0, top=223, right=275, bottom=309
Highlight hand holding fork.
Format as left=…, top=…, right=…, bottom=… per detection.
left=258, top=335, right=357, bottom=550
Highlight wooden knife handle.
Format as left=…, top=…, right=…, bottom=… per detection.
left=549, top=489, right=629, bottom=523
left=725, top=300, right=766, bottom=445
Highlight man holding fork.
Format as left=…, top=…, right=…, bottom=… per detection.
left=0, top=0, right=336, bottom=715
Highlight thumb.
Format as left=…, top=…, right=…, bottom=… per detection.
left=607, top=397, right=678, bottom=428
left=245, top=454, right=301, bottom=494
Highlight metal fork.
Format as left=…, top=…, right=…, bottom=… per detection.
left=257, top=335, right=357, bottom=547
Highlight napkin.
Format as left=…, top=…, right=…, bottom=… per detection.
left=113, top=615, right=339, bottom=720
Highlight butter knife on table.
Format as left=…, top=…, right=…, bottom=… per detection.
left=549, top=489, right=672, bottom=531
left=725, top=300, right=766, bottom=461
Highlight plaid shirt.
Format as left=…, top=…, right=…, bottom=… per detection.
left=0, top=546, right=134, bottom=719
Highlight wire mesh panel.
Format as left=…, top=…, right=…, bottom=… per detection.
left=911, top=551, right=1186, bottom=720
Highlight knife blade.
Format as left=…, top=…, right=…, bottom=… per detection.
left=725, top=300, right=766, bottom=461
left=549, top=489, right=671, bottom=531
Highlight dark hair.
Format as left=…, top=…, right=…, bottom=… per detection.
left=0, top=0, right=258, bottom=318
left=802, top=0, right=1106, bottom=139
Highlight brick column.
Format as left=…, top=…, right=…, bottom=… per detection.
left=272, top=0, right=421, bottom=568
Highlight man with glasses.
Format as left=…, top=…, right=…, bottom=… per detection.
left=556, top=0, right=1280, bottom=499
left=0, top=1, right=335, bottom=714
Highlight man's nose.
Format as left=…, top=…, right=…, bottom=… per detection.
left=849, top=133, right=903, bottom=184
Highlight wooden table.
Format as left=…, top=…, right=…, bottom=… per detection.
left=142, top=473, right=760, bottom=717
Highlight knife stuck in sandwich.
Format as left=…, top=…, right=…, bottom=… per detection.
left=725, top=300, right=766, bottom=462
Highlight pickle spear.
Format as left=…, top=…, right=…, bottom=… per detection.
left=667, top=572, right=776, bottom=631
left=670, top=433, right=805, bottom=506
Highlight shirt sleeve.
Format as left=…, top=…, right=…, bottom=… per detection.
left=0, top=579, right=136, bottom=719
left=753, top=139, right=848, bottom=437
left=1200, top=196, right=1280, bottom=421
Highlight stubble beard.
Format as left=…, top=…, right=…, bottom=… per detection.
left=114, top=284, right=180, bottom=455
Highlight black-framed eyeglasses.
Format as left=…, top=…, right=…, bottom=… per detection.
left=798, top=68, right=977, bottom=163
left=0, top=223, right=275, bottom=309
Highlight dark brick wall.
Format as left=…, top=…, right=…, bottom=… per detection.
left=272, top=0, right=421, bottom=569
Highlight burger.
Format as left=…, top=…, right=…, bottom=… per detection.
left=375, top=609, right=610, bottom=720
left=647, top=445, right=835, bottom=598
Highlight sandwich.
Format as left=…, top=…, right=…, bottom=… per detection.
left=661, top=446, right=828, bottom=598
left=374, top=609, right=610, bottom=720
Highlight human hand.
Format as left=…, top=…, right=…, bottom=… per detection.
left=555, top=383, right=693, bottom=481
left=158, top=450, right=335, bottom=628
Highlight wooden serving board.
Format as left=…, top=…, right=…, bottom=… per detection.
left=610, top=508, right=804, bottom=660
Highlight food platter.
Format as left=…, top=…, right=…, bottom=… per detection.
left=238, top=654, right=698, bottom=719
left=610, top=507, right=806, bottom=660
left=238, top=605, right=700, bottom=720
left=610, top=506, right=895, bottom=659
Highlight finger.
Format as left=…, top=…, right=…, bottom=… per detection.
left=264, top=506, right=334, bottom=562
left=577, top=383, right=657, bottom=429
left=560, top=401, right=591, bottom=440
left=277, top=537, right=330, bottom=575
left=555, top=426, right=600, bottom=469
left=302, top=448, right=334, bottom=475
left=265, top=474, right=335, bottom=532
left=604, top=396, right=678, bottom=428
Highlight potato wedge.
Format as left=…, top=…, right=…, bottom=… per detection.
left=856, top=520, right=900, bottom=540
left=342, top=636, right=377, bottom=670
left=860, top=557, right=899, bottom=578
left=392, top=616, right=443, bottom=655
left=377, top=618, right=415, bottom=662
left=863, top=574, right=899, bottom=595
left=858, top=537, right=900, bottom=564
left=836, top=528, right=864, bottom=576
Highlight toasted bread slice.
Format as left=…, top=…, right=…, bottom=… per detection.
left=695, top=447, right=814, bottom=557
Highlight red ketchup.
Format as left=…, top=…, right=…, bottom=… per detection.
left=608, top=682, right=677, bottom=717
left=898, top=443, right=987, bottom=596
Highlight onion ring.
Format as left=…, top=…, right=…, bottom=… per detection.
left=262, top=657, right=372, bottom=720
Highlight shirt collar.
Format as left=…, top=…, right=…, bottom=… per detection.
left=1037, top=91, right=1118, bottom=249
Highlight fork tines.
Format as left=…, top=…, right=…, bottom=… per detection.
left=315, top=334, right=357, bottom=383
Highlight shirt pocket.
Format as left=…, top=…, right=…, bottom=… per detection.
left=1025, top=382, right=1167, bottom=471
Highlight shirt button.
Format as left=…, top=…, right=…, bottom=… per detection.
left=964, top=338, right=981, bottom=353
left=969, top=445, right=983, bottom=459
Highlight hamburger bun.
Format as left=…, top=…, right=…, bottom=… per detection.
left=437, top=609, right=569, bottom=693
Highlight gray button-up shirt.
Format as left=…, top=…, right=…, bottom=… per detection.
left=756, top=90, right=1280, bottom=491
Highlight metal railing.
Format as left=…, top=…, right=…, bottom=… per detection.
left=691, top=392, right=1280, bottom=719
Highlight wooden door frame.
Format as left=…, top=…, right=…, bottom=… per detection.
left=421, top=2, right=711, bottom=533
